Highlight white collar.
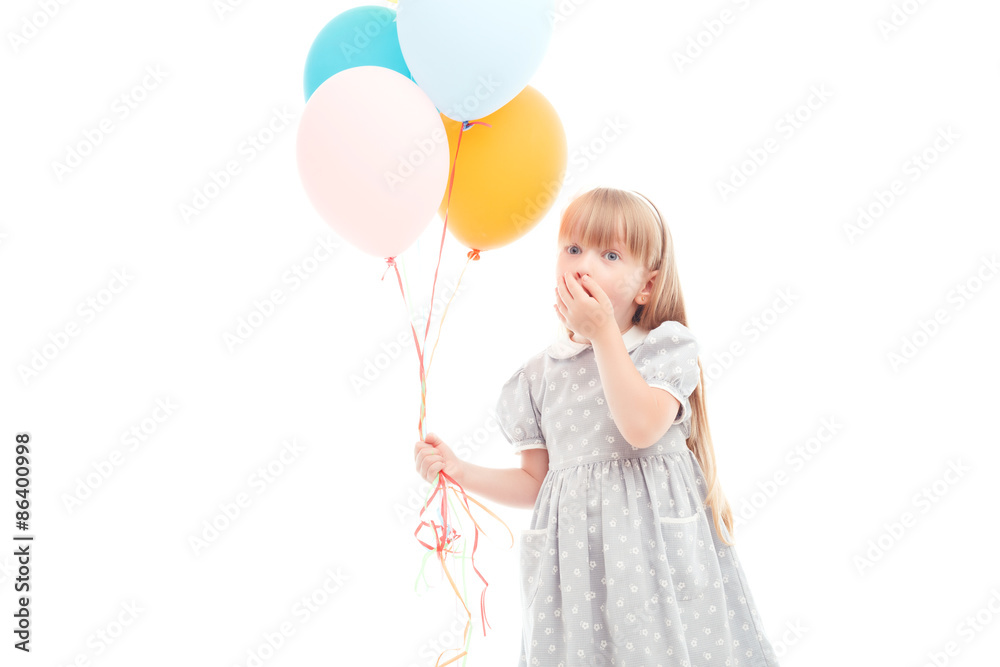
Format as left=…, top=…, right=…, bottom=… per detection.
left=545, top=324, right=651, bottom=360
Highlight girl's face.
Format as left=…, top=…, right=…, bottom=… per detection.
left=556, top=232, right=656, bottom=334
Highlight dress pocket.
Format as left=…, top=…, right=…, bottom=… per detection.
left=658, top=507, right=714, bottom=602
left=519, top=529, right=548, bottom=609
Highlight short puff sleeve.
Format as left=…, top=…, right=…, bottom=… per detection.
left=633, top=321, right=701, bottom=431
left=495, top=367, right=545, bottom=454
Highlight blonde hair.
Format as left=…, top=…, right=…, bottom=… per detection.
left=557, top=187, right=736, bottom=546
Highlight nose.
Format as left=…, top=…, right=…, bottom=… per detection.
left=570, top=251, right=596, bottom=280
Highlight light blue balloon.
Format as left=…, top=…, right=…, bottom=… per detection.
left=397, top=0, right=555, bottom=122
left=304, top=6, right=414, bottom=102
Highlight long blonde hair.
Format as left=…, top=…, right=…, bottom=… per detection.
left=557, top=187, right=736, bottom=546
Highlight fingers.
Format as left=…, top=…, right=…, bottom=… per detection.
left=556, top=275, right=572, bottom=304
left=426, top=457, right=443, bottom=482
left=414, top=439, right=432, bottom=462
left=562, top=272, right=582, bottom=299
left=580, top=274, right=602, bottom=300
left=421, top=459, right=443, bottom=483
left=415, top=447, right=443, bottom=482
left=414, top=438, right=445, bottom=483
left=573, top=273, right=604, bottom=302
left=555, top=278, right=571, bottom=322
left=415, top=435, right=442, bottom=457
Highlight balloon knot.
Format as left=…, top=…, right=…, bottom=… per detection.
left=381, top=256, right=396, bottom=281
left=467, top=249, right=481, bottom=261
left=461, top=120, right=492, bottom=132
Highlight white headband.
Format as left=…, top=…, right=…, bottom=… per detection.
left=631, top=191, right=663, bottom=227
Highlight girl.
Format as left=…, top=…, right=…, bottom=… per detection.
left=414, top=187, right=781, bottom=666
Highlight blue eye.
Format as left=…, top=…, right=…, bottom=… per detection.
left=567, top=245, right=619, bottom=260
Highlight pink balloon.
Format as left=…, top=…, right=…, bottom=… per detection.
left=296, top=66, right=450, bottom=259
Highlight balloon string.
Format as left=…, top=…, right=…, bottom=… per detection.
left=383, top=256, right=428, bottom=413
left=418, top=120, right=490, bottom=410
left=399, top=254, right=415, bottom=321
left=424, top=250, right=480, bottom=386
left=380, top=118, right=492, bottom=440
left=379, top=117, right=496, bottom=666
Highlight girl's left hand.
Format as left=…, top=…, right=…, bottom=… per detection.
left=554, top=272, right=617, bottom=342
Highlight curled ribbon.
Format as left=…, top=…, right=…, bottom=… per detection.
left=413, top=471, right=514, bottom=666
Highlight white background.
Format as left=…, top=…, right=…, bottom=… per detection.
left=2, top=0, right=999, bottom=665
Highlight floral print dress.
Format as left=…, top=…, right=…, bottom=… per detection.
left=496, top=320, right=781, bottom=667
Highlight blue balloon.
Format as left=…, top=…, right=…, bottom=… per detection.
left=397, top=0, right=555, bottom=121
left=304, top=6, right=414, bottom=101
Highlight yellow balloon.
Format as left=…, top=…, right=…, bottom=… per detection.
left=437, top=85, right=567, bottom=252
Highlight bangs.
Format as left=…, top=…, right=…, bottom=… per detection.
left=558, top=189, right=658, bottom=268
left=561, top=209, right=625, bottom=249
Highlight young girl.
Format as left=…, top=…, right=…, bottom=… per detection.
left=414, top=187, right=781, bottom=666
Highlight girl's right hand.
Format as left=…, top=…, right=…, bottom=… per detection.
left=414, top=432, right=463, bottom=484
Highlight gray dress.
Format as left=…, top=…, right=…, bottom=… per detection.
left=495, top=320, right=781, bottom=667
